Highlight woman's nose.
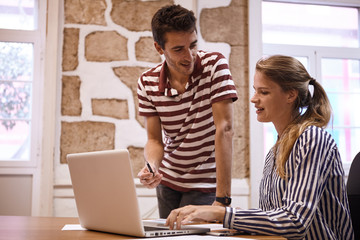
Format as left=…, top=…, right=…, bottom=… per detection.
left=250, top=94, right=257, bottom=103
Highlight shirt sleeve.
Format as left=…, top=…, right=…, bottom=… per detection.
left=137, top=75, right=158, bottom=117
left=209, top=54, right=238, bottom=103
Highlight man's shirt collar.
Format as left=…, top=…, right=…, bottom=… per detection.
left=158, top=54, right=201, bottom=97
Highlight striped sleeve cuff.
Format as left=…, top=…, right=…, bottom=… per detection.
left=223, top=207, right=236, bottom=229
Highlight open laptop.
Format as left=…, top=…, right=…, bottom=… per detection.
left=67, top=149, right=210, bottom=237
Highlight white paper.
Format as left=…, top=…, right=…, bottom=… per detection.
left=62, top=224, right=86, bottom=231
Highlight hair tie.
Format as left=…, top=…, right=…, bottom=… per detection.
left=309, top=78, right=316, bottom=85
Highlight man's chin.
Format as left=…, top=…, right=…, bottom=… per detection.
left=181, top=67, right=194, bottom=75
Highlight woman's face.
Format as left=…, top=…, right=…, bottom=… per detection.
left=250, top=71, right=297, bottom=135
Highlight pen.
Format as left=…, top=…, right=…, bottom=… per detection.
left=146, top=161, right=155, bottom=177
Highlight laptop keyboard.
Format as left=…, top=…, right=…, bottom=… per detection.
left=144, top=226, right=169, bottom=231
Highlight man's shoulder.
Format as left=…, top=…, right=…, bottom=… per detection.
left=196, top=50, right=228, bottom=70
left=141, top=63, right=163, bottom=78
left=197, top=50, right=225, bottom=60
left=139, top=63, right=163, bottom=86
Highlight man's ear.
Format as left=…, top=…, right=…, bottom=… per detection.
left=154, top=42, right=164, bottom=55
left=287, top=89, right=298, bottom=103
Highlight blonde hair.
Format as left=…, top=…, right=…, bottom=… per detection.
left=256, top=55, right=332, bottom=179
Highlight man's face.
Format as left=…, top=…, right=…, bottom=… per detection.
left=155, top=30, right=198, bottom=79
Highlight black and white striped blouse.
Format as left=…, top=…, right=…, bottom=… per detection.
left=224, top=126, right=354, bottom=239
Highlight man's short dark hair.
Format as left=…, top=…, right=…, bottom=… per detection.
left=151, top=4, right=197, bottom=49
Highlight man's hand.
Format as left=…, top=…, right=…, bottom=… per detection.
left=137, top=164, right=163, bottom=189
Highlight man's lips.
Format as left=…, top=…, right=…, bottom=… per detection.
left=181, top=62, right=192, bottom=68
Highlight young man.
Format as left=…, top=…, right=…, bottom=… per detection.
left=137, top=4, right=238, bottom=218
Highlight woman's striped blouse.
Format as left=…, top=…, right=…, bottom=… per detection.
left=224, top=126, right=354, bottom=239
left=137, top=50, right=238, bottom=192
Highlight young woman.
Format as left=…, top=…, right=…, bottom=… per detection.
left=165, top=55, right=354, bottom=239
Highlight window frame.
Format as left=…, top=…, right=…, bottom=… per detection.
left=0, top=3, right=45, bottom=168
left=249, top=0, right=360, bottom=208
left=0, top=0, right=55, bottom=216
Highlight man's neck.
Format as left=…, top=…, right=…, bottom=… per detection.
left=167, top=68, right=189, bottom=94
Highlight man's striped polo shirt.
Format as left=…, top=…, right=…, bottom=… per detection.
left=137, top=50, right=238, bottom=192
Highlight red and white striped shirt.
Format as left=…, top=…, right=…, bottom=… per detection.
left=137, top=51, right=238, bottom=192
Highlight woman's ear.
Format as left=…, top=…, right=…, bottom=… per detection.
left=154, top=42, right=164, bottom=55
left=287, top=89, right=299, bottom=104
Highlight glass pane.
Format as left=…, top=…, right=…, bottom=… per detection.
left=262, top=2, right=359, bottom=48
left=0, top=42, right=33, bottom=81
left=327, top=93, right=360, bottom=127
left=0, top=41, right=33, bottom=161
left=0, top=81, right=32, bottom=120
left=322, top=58, right=360, bottom=92
left=327, top=128, right=360, bottom=163
left=296, top=57, right=308, bottom=70
left=0, top=0, right=36, bottom=30
left=0, top=120, right=30, bottom=160
left=322, top=58, right=360, bottom=164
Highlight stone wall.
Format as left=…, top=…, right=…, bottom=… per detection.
left=57, top=0, right=249, bottom=184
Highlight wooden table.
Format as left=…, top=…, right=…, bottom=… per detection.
left=0, top=216, right=286, bottom=240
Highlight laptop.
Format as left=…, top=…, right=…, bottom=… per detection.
left=67, top=149, right=210, bottom=237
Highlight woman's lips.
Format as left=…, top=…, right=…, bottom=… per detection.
left=255, top=107, right=264, bottom=114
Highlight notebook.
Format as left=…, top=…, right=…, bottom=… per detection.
left=67, top=149, right=210, bottom=237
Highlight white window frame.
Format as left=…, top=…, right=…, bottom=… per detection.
left=0, top=2, right=45, bottom=167
left=249, top=0, right=360, bottom=208
left=0, top=0, right=55, bottom=216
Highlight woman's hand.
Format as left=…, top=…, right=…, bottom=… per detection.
left=165, top=205, right=226, bottom=230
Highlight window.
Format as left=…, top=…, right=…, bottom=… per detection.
left=0, top=0, right=36, bottom=30
left=262, top=1, right=360, bottom=170
left=0, top=0, right=43, bottom=164
left=262, top=2, right=359, bottom=48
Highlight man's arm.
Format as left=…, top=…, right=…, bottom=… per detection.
left=138, top=115, right=164, bottom=188
left=144, top=115, right=164, bottom=169
left=212, top=99, right=234, bottom=205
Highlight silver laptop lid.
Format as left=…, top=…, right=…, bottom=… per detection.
left=67, top=149, right=146, bottom=237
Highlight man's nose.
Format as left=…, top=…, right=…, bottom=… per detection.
left=184, top=48, right=195, bottom=60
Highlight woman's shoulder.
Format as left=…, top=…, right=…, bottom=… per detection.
left=302, top=125, right=331, bottom=137
left=297, top=125, right=337, bottom=150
